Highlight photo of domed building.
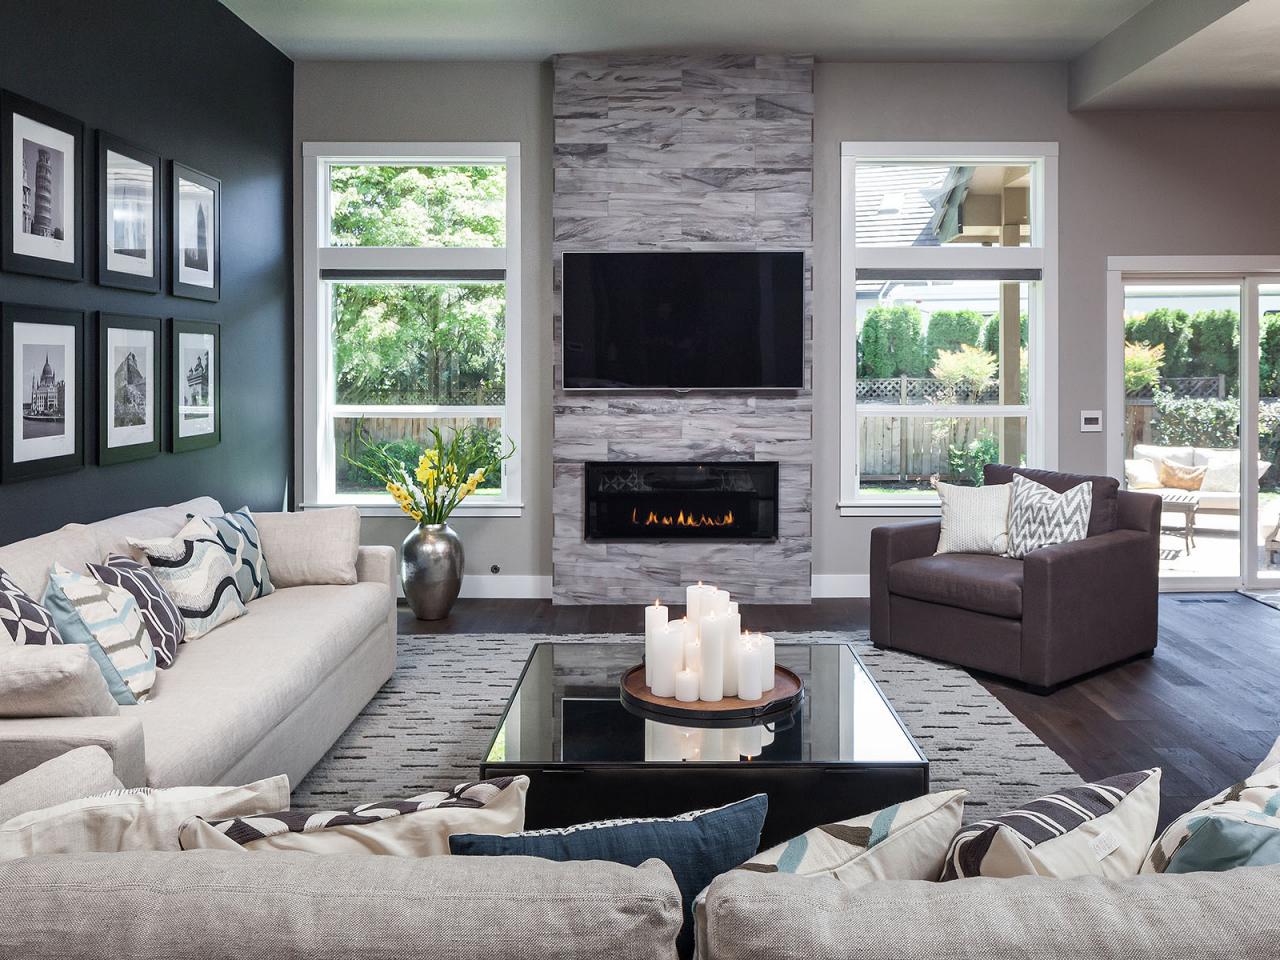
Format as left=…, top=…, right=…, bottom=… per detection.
left=21, top=346, right=66, bottom=440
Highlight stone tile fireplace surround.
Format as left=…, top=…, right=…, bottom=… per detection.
left=551, top=54, right=814, bottom=604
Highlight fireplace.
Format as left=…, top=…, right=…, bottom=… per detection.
left=584, top=462, right=778, bottom=541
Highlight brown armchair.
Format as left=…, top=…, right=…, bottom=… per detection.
left=870, top=465, right=1161, bottom=693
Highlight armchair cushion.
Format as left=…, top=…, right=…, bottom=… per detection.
left=984, top=464, right=1120, bottom=537
left=887, top=554, right=1024, bottom=619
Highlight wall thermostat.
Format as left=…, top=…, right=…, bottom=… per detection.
left=1080, top=410, right=1103, bottom=433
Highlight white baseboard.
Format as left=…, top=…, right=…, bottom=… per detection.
left=810, top=574, right=870, bottom=598
left=458, top=574, right=553, bottom=599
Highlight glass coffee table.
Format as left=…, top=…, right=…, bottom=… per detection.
left=481, top=641, right=927, bottom=849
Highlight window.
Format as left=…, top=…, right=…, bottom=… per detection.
left=302, top=143, right=522, bottom=515
left=839, top=143, right=1058, bottom=514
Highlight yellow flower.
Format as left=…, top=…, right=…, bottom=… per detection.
left=421, top=448, right=439, bottom=464
left=444, top=463, right=459, bottom=485
left=410, top=509, right=423, bottom=522
left=415, top=463, right=436, bottom=485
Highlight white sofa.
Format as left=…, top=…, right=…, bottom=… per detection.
left=1128, top=443, right=1269, bottom=514
left=0, top=498, right=397, bottom=790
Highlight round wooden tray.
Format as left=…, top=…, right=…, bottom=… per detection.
left=619, top=664, right=805, bottom=728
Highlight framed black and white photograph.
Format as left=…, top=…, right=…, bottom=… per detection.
left=170, top=163, right=219, bottom=301
left=1, top=91, right=84, bottom=281
left=99, top=313, right=161, bottom=465
left=98, top=134, right=161, bottom=292
left=170, top=318, right=219, bottom=452
left=1, top=304, right=85, bottom=482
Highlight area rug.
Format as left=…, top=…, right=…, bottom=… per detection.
left=293, top=631, right=1079, bottom=817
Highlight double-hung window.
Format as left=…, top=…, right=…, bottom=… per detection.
left=839, top=142, right=1058, bottom=515
left=301, top=142, right=522, bottom=515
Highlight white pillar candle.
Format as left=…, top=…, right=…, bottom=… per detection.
left=738, top=725, right=764, bottom=759
left=684, top=636, right=702, bottom=674
left=685, top=582, right=716, bottom=631
left=674, top=669, right=700, bottom=702
left=761, top=725, right=775, bottom=748
left=643, top=598, right=668, bottom=688
left=757, top=633, right=775, bottom=691
left=721, top=613, right=742, bottom=698
left=737, top=639, right=763, bottom=701
left=646, top=720, right=683, bottom=761
left=650, top=622, right=683, bottom=698
left=698, top=611, right=725, bottom=702
left=710, top=588, right=731, bottom=616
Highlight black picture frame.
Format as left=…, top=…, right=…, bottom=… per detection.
left=1, top=303, right=85, bottom=482
left=170, top=162, right=219, bottom=301
left=97, top=133, right=161, bottom=293
left=0, top=91, right=84, bottom=282
left=169, top=318, right=220, bottom=453
left=98, top=313, right=162, bottom=465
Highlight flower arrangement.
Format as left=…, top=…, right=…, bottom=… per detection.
left=348, top=424, right=514, bottom=525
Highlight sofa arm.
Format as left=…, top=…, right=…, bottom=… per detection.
left=357, top=544, right=397, bottom=590
left=1021, top=529, right=1158, bottom=687
left=870, top=520, right=941, bottom=648
left=1117, top=489, right=1161, bottom=534
left=0, top=746, right=122, bottom=824
left=0, top=715, right=146, bottom=788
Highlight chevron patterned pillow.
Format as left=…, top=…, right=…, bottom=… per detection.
left=87, top=556, right=186, bottom=668
left=129, top=523, right=246, bottom=640
left=1005, top=473, right=1092, bottom=559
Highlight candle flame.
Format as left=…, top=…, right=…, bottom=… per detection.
left=654, top=598, right=661, bottom=606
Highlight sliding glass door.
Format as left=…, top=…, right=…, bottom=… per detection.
left=1249, top=282, right=1280, bottom=586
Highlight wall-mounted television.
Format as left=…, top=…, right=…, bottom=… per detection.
left=561, top=251, right=804, bottom=391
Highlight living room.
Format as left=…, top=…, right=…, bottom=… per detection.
left=1, top=0, right=1279, bottom=956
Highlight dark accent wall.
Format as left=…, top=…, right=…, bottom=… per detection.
left=0, top=0, right=293, bottom=543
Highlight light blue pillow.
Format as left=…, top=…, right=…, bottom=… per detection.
left=1166, top=815, right=1280, bottom=874
left=450, top=794, right=767, bottom=959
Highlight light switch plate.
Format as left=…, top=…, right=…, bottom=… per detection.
left=1080, top=410, right=1103, bottom=433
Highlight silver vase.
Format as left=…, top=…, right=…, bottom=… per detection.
left=401, top=522, right=464, bottom=621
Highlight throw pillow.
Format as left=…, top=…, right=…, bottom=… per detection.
left=129, top=522, right=247, bottom=640
left=1165, top=816, right=1280, bottom=874
left=87, top=555, right=185, bottom=668
left=0, top=645, right=118, bottom=718
left=1124, top=457, right=1161, bottom=490
left=179, top=776, right=528, bottom=855
left=1143, top=759, right=1280, bottom=874
left=1158, top=460, right=1207, bottom=491
left=253, top=507, right=360, bottom=587
left=941, top=768, right=1161, bottom=881
left=1005, top=473, right=1092, bottom=559
left=0, top=567, right=62, bottom=646
left=935, top=483, right=1010, bottom=556
left=42, top=563, right=156, bottom=705
left=450, top=793, right=767, bottom=959
left=187, top=506, right=275, bottom=603
left=0, top=775, right=289, bottom=859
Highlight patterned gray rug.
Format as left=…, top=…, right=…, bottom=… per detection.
left=293, top=632, right=1078, bottom=817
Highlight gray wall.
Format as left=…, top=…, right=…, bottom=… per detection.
left=292, top=62, right=554, bottom=583
left=0, top=0, right=293, bottom=544
left=294, top=58, right=1280, bottom=585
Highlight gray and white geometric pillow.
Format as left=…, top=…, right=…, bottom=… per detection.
left=87, top=556, right=186, bottom=668
left=128, top=522, right=247, bottom=640
left=0, top=568, right=62, bottom=646
left=188, top=507, right=274, bottom=603
left=1005, top=474, right=1092, bottom=559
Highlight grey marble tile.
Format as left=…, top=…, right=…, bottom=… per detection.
left=756, top=192, right=813, bottom=217
left=605, top=438, right=758, bottom=461
left=553, top=143, right=609, bottom=168
left=679, top=118, right=812, bottom=144
left=553, top=193, right=609, bottom=217
left=603, top=142, right=754, bottom=168
left=608, top=193, right=755, bottom=218
left=555, top=118, right=682, bottom=144
left=554, top=215, right=684, bottom=244
left=682, top=68, right=812, bottom=95
left=552, top=439, right=607, bottom=462
left=755, top=144, right=814, bottom=168
left=679, top=215, right=811, bottom=243
left=555, top=167, right=682, bottom=194
left=555, top=95, right=608, bottom=119
left=608, top=94, right=755, bottom=120
left=681, top=167, right=811, bottom=193
left=556, top=413, right=684, bottom=440
left=682, top=413, right=812, bottom=442
left=755, top=93, right=815, bottom=119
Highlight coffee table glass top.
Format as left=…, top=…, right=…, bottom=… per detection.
left=484, top=642, right=924, bottom=767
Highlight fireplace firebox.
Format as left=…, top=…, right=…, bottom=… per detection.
left=584, top=461, right=778, bottom=541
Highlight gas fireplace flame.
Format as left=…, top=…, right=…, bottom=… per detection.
left=631, top=507, right=736, bottom=529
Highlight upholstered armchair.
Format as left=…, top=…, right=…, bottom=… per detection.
left=870, top=465, right=1161, bottom=693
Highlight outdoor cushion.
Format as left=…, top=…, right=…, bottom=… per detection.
left=983, top=464, right=1119, bottom=537
left=132, top=582, right=390, bottom=787
left=888, top=554, right=1024, bottom=618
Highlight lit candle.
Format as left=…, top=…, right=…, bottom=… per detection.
left=674, top=669, right=700, bottom=703
left=722, top=607, right=742, bottom=698
left=698, top=611, right=725, bottom=702
left=644, top=598, right=669, bottom=688
left=737, top=638, right=763, bottom=701
left=686, top=582, right=717, bottom=633
left=756, top=633, right=775, bottom=691
left=651, top=622, right=683, bottom=698
left=738, top=725, right=764, bottom=759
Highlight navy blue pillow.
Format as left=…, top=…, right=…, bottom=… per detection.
left=450, top=793, right=767, bottom=958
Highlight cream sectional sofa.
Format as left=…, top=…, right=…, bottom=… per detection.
left=0, top=498, right=397, bottom=790
left=1129, top=443, right=1270, bottom=514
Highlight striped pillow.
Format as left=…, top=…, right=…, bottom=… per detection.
left=41, top=563, right=156, bottom=704
left=187, top=507, right=274, bottom=603
left=941, top=769, right=1161, bottom=881
left=129, top=521, right=246, bottom=640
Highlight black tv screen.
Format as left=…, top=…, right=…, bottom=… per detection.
left=562, top=251, right=804, bottom=390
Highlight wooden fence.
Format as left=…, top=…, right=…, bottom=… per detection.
left=859, top=415, right=1026, bottom=482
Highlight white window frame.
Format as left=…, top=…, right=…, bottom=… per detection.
left=300, top=141, right=522, bottom=517
left=838, top=141, right=1059, bottom=516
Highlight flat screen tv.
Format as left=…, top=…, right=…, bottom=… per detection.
left=562, top=251, right=804, bottom=390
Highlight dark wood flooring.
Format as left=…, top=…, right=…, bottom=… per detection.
left=399, top=593, right=1280, bottom=830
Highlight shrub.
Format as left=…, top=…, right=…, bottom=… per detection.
left=1188, top=309, right=1238, bottom=390
left=1125, top=309, right=1191, bottom=378
left=1124, top=341, right=1164, bottom=395
left=946, top=432, right=1000, bottom=487
left=980, top=313, right=1028, bottom=355
left=1260, top=315, right=1280, bottom=398
left=925, top=309, right=983, bottom=361
left=1151, top=389, right=1238, bottom=448
left=858, top=305, right=925, bottom=378
left=931, top=345, right=997, bottom=403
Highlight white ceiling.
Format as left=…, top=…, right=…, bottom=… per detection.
left=219, top=0, right=1155, bottom=62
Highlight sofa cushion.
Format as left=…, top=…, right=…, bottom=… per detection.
left=0, top=746, right=121, bottom=826
left=889, top=554, right=1024, bottom=618
left=0, top=525, right=98, bottom=606
left=1133, top=443, right=1194, bottom=468
left=0, top=568, right=63, bottom=646
left=255, top=508, right=361, bottom=587
left=983, top=464, right=1119, bottom=537
left=133, top=582, right=391, bottom=787
left=86, top=497, right=224, bottom=561
left=0, top=643, right=119, bottom=719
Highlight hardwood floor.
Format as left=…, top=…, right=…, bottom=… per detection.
left=399, top=592, right=1280, bottom=829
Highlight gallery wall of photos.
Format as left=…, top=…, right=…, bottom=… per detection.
left=0, top=88, right=221, bottom=483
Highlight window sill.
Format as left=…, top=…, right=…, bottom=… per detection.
left=838, top=501, right=941, bottom=518
left=301, top=500, right=524, bottom=519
